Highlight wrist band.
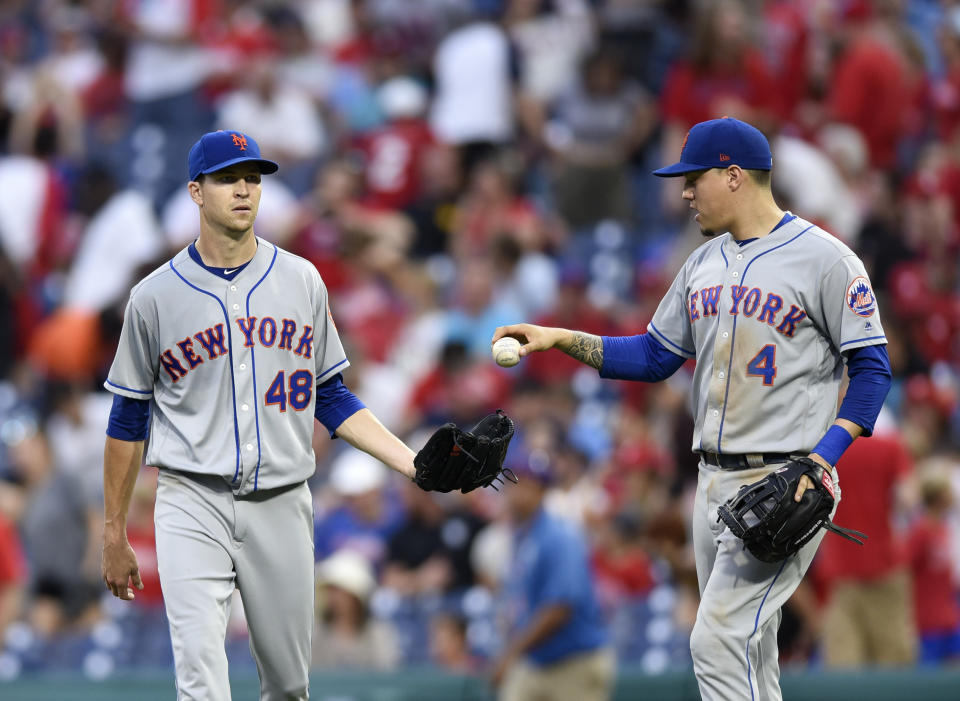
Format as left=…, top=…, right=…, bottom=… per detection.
left=811, top=424, right=855, bottom=466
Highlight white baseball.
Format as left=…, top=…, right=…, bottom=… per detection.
left=492, top=336, right=521, bottom=367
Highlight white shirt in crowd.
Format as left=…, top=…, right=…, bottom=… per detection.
left=430, top=21, right=514, bottom=145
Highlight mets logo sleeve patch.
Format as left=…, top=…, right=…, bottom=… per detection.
left=846, top=276, right=876, bottom=317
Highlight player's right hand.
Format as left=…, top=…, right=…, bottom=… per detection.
left=102, top=538, right=143, bottom=601
left=492, top=324, right=559, bottom=357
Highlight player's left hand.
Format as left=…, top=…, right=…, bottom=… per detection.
left=795, top=454, right=830, bottom=501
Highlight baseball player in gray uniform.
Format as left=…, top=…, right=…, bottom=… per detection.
left=493, top=118, right=891, bottom=700
left=101, top=130, right=420, bottom=700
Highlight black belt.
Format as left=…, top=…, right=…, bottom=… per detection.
left=699, top=452, right=801, bottom=470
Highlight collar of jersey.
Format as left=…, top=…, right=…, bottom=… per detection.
left=188, top=240, right=256, bottom=280
left=731, top=212, right=796, bottom=248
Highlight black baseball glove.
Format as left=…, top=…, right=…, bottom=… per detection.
left=413, top=410, right=517, bottom=493
left=717, top=456, right=867, bottom=563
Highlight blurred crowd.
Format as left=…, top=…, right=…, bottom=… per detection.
left=0, top=0, right=959, bottom=682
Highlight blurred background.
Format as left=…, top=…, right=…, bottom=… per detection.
left=0, top=0, right=959, bottom=698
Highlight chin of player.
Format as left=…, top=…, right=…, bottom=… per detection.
left=225, top=210, right=256, bottom=232
left=695, top=218, right=718, bottom=238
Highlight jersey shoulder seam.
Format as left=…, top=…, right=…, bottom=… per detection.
left=273, top=246, right=329, bottom=289
left=128, top=262, right=178, bottom=302
left=798, top=223, right=856, bottom=257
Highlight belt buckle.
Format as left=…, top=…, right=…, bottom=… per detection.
left=744, top=454, right=766, bottom=468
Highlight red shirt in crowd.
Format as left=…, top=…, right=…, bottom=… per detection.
left=828, top=35, right=912, bottom=170
left=815, top=432, right=912, bottom=583
left=761, top=0, right=810, bottom=120
left=355, top=119, right=435, bottom=211
left=0, top=514, right=26, bottom=589
left=908, top=514, right=960, bottom=634
left=660, top=50, right=778, bottom=128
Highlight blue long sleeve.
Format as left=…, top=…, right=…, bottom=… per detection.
left=836, top=344, right=892, bottom=437
left=315, top=373, right=366, bottom=437
left=599, top=334, right=687, bottom=382
left=106, top=394, right=150, bottom=441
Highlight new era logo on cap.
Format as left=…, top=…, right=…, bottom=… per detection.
left=188, top=130, right=279, bottom=181
left=653, top=118, right=773, bottom=177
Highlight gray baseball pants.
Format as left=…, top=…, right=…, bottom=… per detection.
left=155, top=469, right=314, bottom=700
left=691, top=460, right=839, bottom=701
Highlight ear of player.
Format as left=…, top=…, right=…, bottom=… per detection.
left=413, top=410, right=518, bottom=493
left=717, top=457, right=867, bottom=563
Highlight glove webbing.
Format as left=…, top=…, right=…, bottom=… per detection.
left=450, top=422, right=519, bottom=491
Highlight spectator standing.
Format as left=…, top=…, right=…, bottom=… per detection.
left=430, top=15, right=515, bottom=179
left=119, top=0, right=217, bottom=205
left=492, top=456, right=614, bottom=701
left=908, top=465, right=960, bottom=665
left=816, top=422, right=917, bottom=667
left=826, top=3, right=917, bottom=171
left=354, top=76, right=434, bottom=212
left=11, top=422, right=102, bottom=633
left=546, top=48, right=655, bottom=230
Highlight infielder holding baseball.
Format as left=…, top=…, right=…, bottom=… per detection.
left=101, top=130, right=423, bottom=700
left=494, top=118, right=891, bottom=700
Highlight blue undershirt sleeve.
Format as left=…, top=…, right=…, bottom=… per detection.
left=836, top=344, right=892, bottom=437
left=106, top=394, right=150, bottom=441
left=315, top=373, right=366, bottom=438
left=599, top=334, right=688, bottom=382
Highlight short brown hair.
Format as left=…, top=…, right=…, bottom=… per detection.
left=747, top=169, right=771, bottom=188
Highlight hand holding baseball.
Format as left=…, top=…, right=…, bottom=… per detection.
left=492, top=323, right=566, bottom=359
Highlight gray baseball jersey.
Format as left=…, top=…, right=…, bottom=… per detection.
left=647, top=214, right=885, bottom=455
left=105, top=238, right=347, bottom=495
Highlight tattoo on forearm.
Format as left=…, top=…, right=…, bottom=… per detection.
left=563, top=332, right=603, bottom=370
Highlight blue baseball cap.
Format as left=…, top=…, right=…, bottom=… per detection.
left=187, top=130, right=279, bottom=181
left=653, top=118, right=772, bottom=177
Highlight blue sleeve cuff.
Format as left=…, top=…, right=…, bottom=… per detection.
left=599, top=334, right=687, bottom=382
left=836, top=344, right=892, bottom=437
left=106, top=394, right=150, bottom=441
left=811, top=424, right=855, bottom=466
left=315, top=373, right=366, bottom=437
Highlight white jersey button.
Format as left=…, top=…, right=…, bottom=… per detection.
left=713, top=410, right=720, bottom=416
left=240, top=363, right=247, bottom=370
left=230, top=285, right=237, bottom=291
left=723, top=332, right=729, bottom=338
left=737, top=254, right=743, bottom=260
left=241, top=404, right=249, bottom=411
left=718, top=372, right=724, bottom=379
left=732, top=271, right=739, bottom=277
left=246, top=443, right=254, bottom=451
left=233, top=303, right=240, bottom=310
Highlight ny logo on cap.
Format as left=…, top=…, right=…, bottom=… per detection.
left=232, top=134, right=248, bottom=151
left=719, top=153, right=730, bottom=162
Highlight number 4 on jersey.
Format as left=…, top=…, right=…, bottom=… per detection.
left=265, top=370, right=314, bottom=411
left=746, top=345, right=777, bottom=386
